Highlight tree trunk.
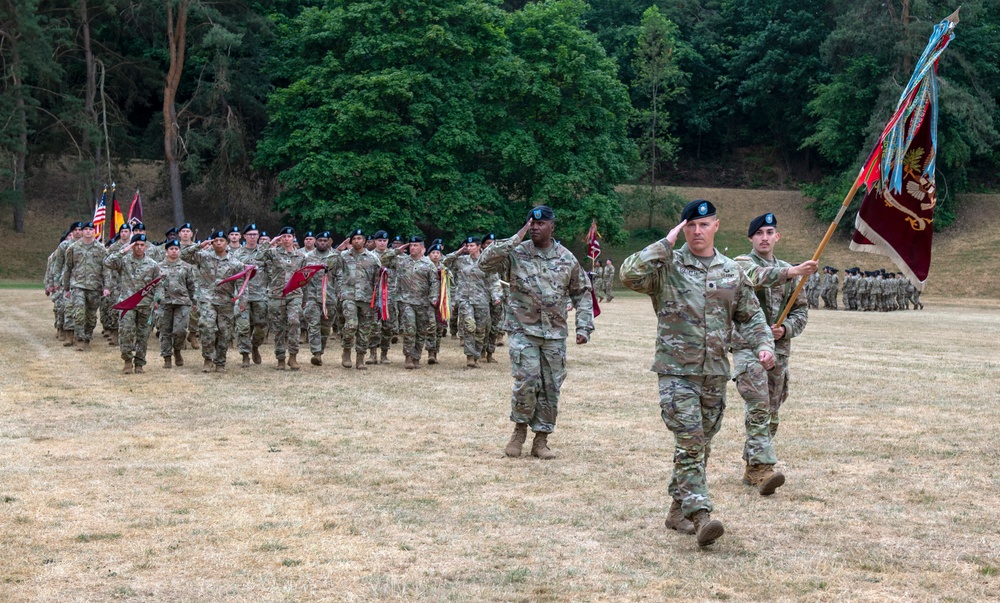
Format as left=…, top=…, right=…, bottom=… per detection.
left=79, top=0, right=101, bottom=204
left=10, top=27, right=27, bottom=233
left=164, top=0, right=190, bottom=225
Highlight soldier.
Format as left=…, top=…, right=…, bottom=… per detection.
left=303, top=231, right=344, bottom=366
left=301, top=231, right=316, bottom=255
left=44, top=231, right=71, bottom=340
left=480, top=205, right=593, bottom=460
left=379, top=236, right=440, bottom=369
left=592, top=259, right=605, bottom=302
left=62, top=221, right=107, bottom=350
left=620, top=200, right=774, bottom=548
left=445, top=236, right=500, bottom=368
left=155, top=239, right=196, bottom=368
left=909, top=278, right=923, bottom=309
left=805, top=271, right=820, bottom=309
left=53, top=222, right=85, bottom=344
left=231, top=223, right=269, bottom=367
left=181, top=230, right=249, bottom=372
left=482, top=233, right=506, bottom=359
left=253, top=227, right=307, bottom=370
left=368, top=230, right=397, bottom=364
left=177, top=222, right=201, bottom=350
left=425, top=242, right=449, bottom=364
left=732, top=213, right=815, bottom=495
left=104, top=234, right=161, bottom=373
left=602, top=258, right=616, bottom=301
left=337, top=229, right=382, bottom=369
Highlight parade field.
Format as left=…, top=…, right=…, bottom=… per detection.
left=1, top=289, right=998, bottom=602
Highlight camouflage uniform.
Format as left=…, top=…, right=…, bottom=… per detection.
left=444, top=251, right=500, bottom=360
left=909, top=280, right=923, bottom=309
left=592, top=265, right=605, bottom=300
left=337, top=247, right=381, bottom=352
left=371, top=248, right=399, bottom=356
left=62, top=239, right=107, bottom=342
left=426, top=259, right=451, bottom=355
left=181, top=245, right=247, bottom=367
left=857, top=274, right=871, bottom=311
left=602, top=263, right=615, bottom=301
left=104, top=249, right=161, bottom=367
left=380, top=249, right=440, bottom=363
left=621, top=241, right=773, bottom=518
left=44, top=249, right=62, bottom=332
left=479, top=236, right=593, bottom=434
left=254, top=242, right=306, bottom=362
left=303, top=248, right=342, bottom=356
left=805, top=272, right=820, bottom=309
left=733, top=250, right=808, bottom=452
left=155, top=257, right=197, bottom=359
left=896, top=276, right=909, bottom=310
left=231, top=245, right=269, bottom=357
left=52, top=237, right=78, bottom=333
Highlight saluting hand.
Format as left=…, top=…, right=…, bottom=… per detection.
left=516, top=219, right=532, bottom=240
left=666, top=220, right=687, bottom=247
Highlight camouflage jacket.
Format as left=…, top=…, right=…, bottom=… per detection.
left=230, top=246, right=269, bottom=302
left=372, top=249, right=399, bottom=295
left=303, top=248, right=343, bottom=302
left=591, top=266, right=605, bottom=288
left=103, top=250, right=161, bottom=307
left=444, top=252, right=500, bottom=307
left=51, top=238, right=76, bottom=291
left=479, top=235, right=593, bottom=341
left=62, top=240, right=107, bottom=291
left=253, top=242, right=307, bottom=299
left=146, top=244, right=166, bottom=263
left=337, top=248, right=381, bottom=302
left=620, top=241, right=773, bottom=377
left=155, top=258, right=197, bottom=305
left=380, top=249, right=440, bottom=306
left=180, top=245, right=247, bottom=305
left=44, top=250, right=58, bottom=290
left=806, top=272, right=820, bottom=293
left=603, top=264, right=616, bottom=285
left=731, top=249, right=808, bottom=358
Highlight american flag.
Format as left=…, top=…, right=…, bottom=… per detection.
left=93, top=187, right=108, bottom=239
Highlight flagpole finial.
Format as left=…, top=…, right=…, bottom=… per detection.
left=945, top=7, right=960, bottom=27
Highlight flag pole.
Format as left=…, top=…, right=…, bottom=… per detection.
left=774, top=175, right=864, bottom=327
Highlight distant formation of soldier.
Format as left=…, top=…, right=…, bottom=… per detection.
left=805, top=266, right=923, bottom=311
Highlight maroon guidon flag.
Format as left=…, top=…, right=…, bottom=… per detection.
left=849, top=13, right=958, bottom=290
left=282, top=265, right=325, bottom=298
left=113, top=276, right=164, bottom=316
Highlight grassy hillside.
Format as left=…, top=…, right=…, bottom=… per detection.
left=2, top=174, right=997, bottom=297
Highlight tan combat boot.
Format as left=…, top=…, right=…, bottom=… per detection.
left=485, top=351, right=497, bottom=363
left=530, top=432, right=556, bottom=460
left=288, top=353, right=300, bottom=371
left=252, top=346, right=262, bottom=365
left=365, top=349, right=378, bottom=365
left=311, top=353, right=322, bottom=366
left=122, top=360, right=134, bottom=374
left=466, top=355, right=478, bottom=369
left=164, top=356, right=172, bottom=369
left=742, top=463, right=785, bottom=496
left=665, top=500, right=696, bottom=535
left=215, top=363, right=226, bottom=373
left=691, top=510, right=724, bottom=547
left=427, top=350, right=437, bottom=365
left=134, top=364, right=144, bottom=374
left=355, top=351, right=368, bottom=370
left=57, top=329, right=65, bottom=341
left=76, top=339, right=90, bottom=352
left=342, top=348, right=353, bottom=368
left=404, top=356, right=415, bottom=370
left=63, top=331, right=76, bottom=346
left=188, top=332, right=200, bottom=350
left=504, top=423, right=528, bottom=458
left=412, top=358, right=421, bottom=369
left=202, top=358, right=214, bottom=373
left=241, top=353, right=251, bottom=368
left=174, top=349, right=184, bottom=366
left=276, top=358, right=287, bottom=370
left=109, top=330, right=118, bottom=346
left=379, top=349, right=390, bottom=364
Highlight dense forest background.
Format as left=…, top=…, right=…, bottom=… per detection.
left=1, top=0, right=997, bottom=245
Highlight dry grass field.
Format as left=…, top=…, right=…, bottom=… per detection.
left=1, top=290, right=998, bottom=602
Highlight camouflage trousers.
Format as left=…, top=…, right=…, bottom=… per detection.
left=119, top=305, right=153, bottom=366
left=427, top=316, right=447, bottom=353
left=374, top=299, right=398, bottom=352
left=100, top=295, right=113, bottom=331
left=807, top=288, right=820, bottom=308
left=658, top=374, right=727, bottom=517
left=398, top=302, right=434, bottom=361
left=71, top=288, right=102, bottom=341
left=910, top=291, right=923, bottom=309
left=198, top=302, right=235, bottom=366
left=62, top=289, right=76, bottom=331
left=508, top=332, right=566, bottom=434
left=341, top=299, right=377, bottom=352
left=268, top=297, right=302, bottom=360
left=602, top=282, right=614, bottom=301
left=159, top=303, right=191, bottom=357
left=303, top=297, right=336, bottom=355
left=767, top=355, right=790, bottom=438
left=52, top=291, right=65, bottom=331
left=486, top=301, right=504, bottom=354
left=449, top=299, right=459, bottom=337
left=460, top=301, right=490, bottom=359
left=732, top=354, right=777, bottom=465
left=236, top=300, right=268, bottom=354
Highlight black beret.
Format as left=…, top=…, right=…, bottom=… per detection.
left=431, top=238, right=443, bottom=246
left=528, top=205, right=555, bottom=221
left=304, top=231, right=315, bottom=238
left=747, top=213, right=777, bottom=237
left=316, top=231, right=332, bottom=239
left=81, top=221, right=95, bottom=229
left=165, top=238, right=180, bottom=249
left=118, top=223, right=130, bottom=233
left=393, top=235, right=403, bottom=242
left=351, top=229, right=364, bottom=238
left=278, top=226, right=295, bottom=236
left=70, top=221, right=84, bottom=230
left=130, top=234, right=147, bottom=244
left=165, top=227, right=178, bottom=237
left=243, top=223, right=258, bottom=234
left=428, top=243, right=443, bottom=252
left=466, top=236, right=481, bottom=245
left=373, top=230, right=389, bottom=240
left=259, top=231, right=268, bottom=238
left=132, top=222, right=145, bottom=230
left=484, top=233, right=496, bottom=241
left=228, top=226, right=241, bottom=234
left=409, top=235, right=424, bottom=243
left=680, top=200, right=716, bottom=222
left=210, top=230, right=226, bottom=240
left=179, top=222, right=193, bottom=231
